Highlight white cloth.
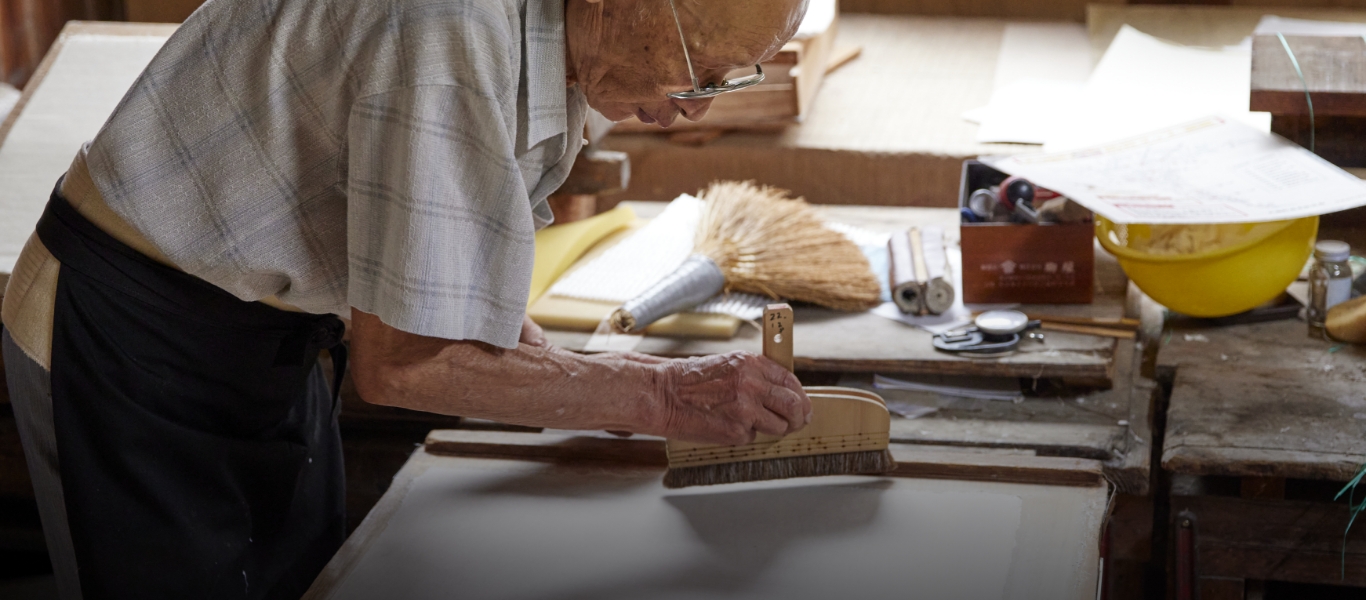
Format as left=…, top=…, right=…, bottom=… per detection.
left=84, top=0, right=587, bottom=347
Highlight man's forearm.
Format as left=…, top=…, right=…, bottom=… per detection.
left=350, top=310, right=665, bottom=433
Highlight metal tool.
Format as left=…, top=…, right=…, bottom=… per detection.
left=932, top=310, right=1041, bottom=356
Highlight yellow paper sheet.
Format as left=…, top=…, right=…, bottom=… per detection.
left=528, top=205, right=635, bottom=305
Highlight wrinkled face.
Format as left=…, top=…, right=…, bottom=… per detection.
left=566, top=0, right=807, bottom=127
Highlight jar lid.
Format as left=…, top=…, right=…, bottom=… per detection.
left=1315, top=240, right=1351, bottom=262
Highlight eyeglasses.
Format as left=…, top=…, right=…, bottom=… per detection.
left=665, top=0, right=765, bottom=100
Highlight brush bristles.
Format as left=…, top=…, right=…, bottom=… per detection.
left=694, top=181, right=882, bottom=312
left=662, top=449, right=896, bottom=489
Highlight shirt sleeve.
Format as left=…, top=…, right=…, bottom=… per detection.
left=345, top=84, right=534, bottom=347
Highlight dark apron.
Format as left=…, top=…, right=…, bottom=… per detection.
left=37, top=185, right=348, bottom=599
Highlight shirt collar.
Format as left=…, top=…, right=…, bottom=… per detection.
left=523, top=0, right=570, bottom=149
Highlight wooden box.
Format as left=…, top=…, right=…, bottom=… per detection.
left=612, top=1, right=839, bottom=132
left=959, top=160, right=1094, bottom=304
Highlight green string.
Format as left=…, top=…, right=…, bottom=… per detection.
left=1276, top=33, right=1315, bottom=154
left=1337, top=462, right=1366, bottom=579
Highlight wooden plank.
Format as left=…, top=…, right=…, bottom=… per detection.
left=423, top=429, right=1106, bottom=488
left=0, top=21, right=178, bottom=148
left=1161, top=319, right=1366, bottom=481
left=889, top=418, right=1122, bottom=460
left=887, top=445, right=1104, bottom=487
left=1252, top=35, right=1366, bottom=118
left=1174, top=494, right=1366, bottom=587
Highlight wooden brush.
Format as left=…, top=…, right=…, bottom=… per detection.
left=612, top=181, right=882, bottom=333
left=662, top=304, right=895, bottom=489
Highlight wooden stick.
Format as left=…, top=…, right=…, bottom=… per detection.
left=764, top=303, right=795, bottom=372
left=1027, top=314, right=1141, bottom=330
left=825, top=45, right=863, bottom=75
left=1038, top=322, right=1137, bottom=339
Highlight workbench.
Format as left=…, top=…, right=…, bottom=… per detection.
left=303, top=430, right=1109, bottom=599
left=1159, top=317, right=1366, bottom=597
left=543, top=202, right=1159, bottom=497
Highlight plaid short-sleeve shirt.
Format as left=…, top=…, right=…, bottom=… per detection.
left=84, top=0, right=586, bottom=347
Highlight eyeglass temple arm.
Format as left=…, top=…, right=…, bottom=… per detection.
left=667, top=0, right=701, bottom=92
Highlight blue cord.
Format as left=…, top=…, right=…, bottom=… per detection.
left=1276, top=32, right=1315, bottom=154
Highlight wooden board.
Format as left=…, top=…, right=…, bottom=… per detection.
left=542, top=203, right=1126, bottom=381
left=309, top=451, right=1105, bottom=599
left=306, top=430, right=1108, bottom=599
left=0, top=21, right=176, bottom=276
left=1161, top=318, right=1366, bottom=481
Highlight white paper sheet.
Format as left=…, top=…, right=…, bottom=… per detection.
left=972, top=80, right=1088, bottom=145
left=964, top=23, right=1091, bottom=144
left=1042, top=26, right=1271, bottom=151
left=983, top=116, right=1366, bottom=225
left=0, top=34, right=168, bottom=274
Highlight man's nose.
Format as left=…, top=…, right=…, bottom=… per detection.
left=674, top=97, right=714, bottom=122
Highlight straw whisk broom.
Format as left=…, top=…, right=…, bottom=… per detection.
left=611, top=181, right=882, bottom=332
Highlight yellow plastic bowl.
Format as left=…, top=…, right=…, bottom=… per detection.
left=1095, top=216, right=1319, bottom=318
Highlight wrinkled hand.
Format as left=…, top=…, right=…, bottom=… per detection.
left=654, top=352, right=811, bottom=446
left=519, top=314, right=547, bottom=347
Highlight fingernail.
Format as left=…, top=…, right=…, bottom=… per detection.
left=805, top=411, right=813, bottom=424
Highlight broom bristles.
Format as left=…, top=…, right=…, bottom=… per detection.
left=662, top=449, right=896, bottom=489
left=694, top=181, right=882, bottom=312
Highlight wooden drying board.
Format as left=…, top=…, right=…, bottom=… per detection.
left=542, top=203, right=1125, bottom=382
left=304, top=429, right=1108, bottom=599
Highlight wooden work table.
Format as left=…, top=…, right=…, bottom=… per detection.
left=541, top=202, right=1160, bottom=498
left=1159, top=316, right=1366, bottom=595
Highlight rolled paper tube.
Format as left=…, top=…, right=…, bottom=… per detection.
left=888, top=229, right=925, bottom=315
left=611, top=254, right=727, bottom=333
left=919, top=226, right=956, bottom=315
left=925, top=278, right=956, bottom=315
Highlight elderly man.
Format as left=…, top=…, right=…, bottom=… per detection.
left=0, top=0, right=812, bottom=597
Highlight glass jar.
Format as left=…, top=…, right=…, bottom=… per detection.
left=1308, top=240, right=1353, bottom=338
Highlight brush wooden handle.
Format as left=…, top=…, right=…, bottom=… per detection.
left=763, top=304, right=794, bottom=372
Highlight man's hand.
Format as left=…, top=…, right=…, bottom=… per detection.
left=519, top=314, right=547, bottom=347
left=652, top=352, right=811, bottom=446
